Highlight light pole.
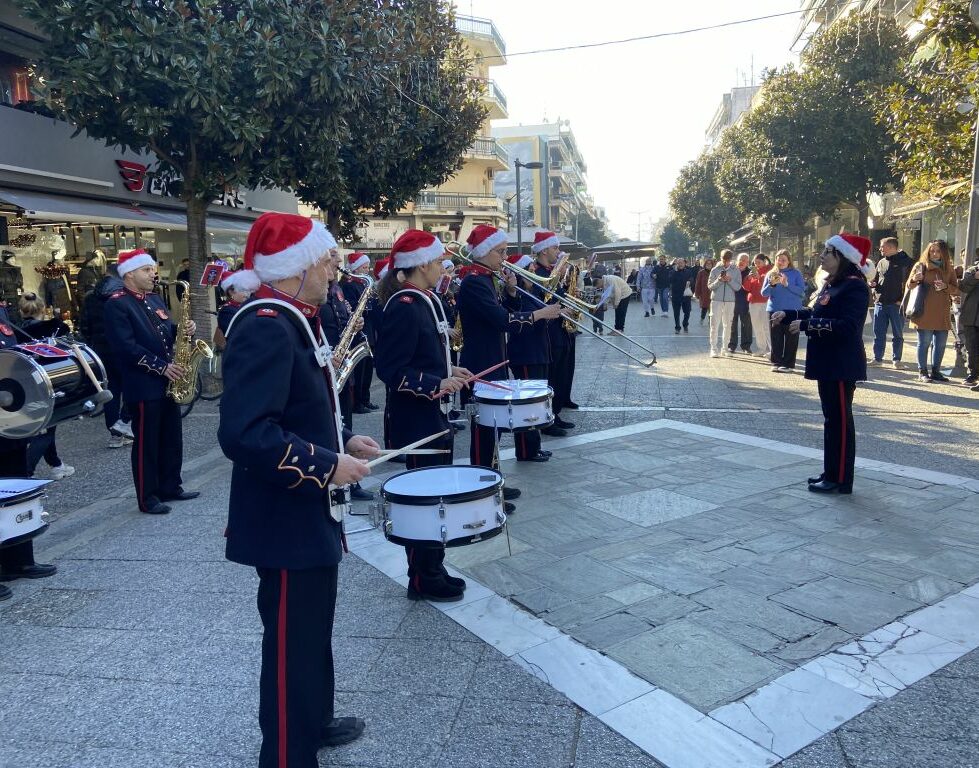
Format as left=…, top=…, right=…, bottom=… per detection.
left=630, top=209, right=649, bottom=241
left=515, top=159, right=543, bottom=255
left=966, top=1, right=979, bottom=266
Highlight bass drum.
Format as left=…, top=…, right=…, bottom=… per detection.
left=0, top=342, right=108, bottom=439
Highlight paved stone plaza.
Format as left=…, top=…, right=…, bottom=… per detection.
left=2, top=306, right=978, bottom=767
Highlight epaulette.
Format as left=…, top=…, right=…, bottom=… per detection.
left=257, top=307, right=279, bottom=317
left=400, top=295, right=414, bottom=303
left=109, top=291, right=125, bottom=299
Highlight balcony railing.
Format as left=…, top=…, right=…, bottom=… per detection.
left=466, top=136, right=508, bottom=165
left=482, top=79, right=508, bottom=111
left=414, top=192, right=503, bottom=212
left=455, top=15, right=507, bottom=57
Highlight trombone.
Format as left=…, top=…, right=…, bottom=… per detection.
left=445, top=242, right=656, bottom=368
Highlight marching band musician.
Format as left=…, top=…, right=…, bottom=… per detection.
left=530, top=232, right=577, bottom=436
left=456, top=225, right=565, bottom=511
left=436, top=258, right=465, bottom=431
left=218, top=212, right=379, bottom=765
left=374, top=230, right=472, bottom=602
left=505, top=253, right=553, bottom=463
left=0, top=304, right=57, bottom=600
left=340, top=253, right=379, bottom=415
left=104, top=249, right=199, bottom=516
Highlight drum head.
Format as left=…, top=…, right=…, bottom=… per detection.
left=473, top=379, right=553, bottom=404
left=382, top=465, right=504, bottom=505
left=0, top=350, right=55, bottom=439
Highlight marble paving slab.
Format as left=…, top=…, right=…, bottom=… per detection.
left=588, top=488, right=718, bottom=527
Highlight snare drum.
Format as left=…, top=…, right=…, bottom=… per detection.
left=0, top=341, right=108, bottom=439
left=378, top=465, right=506, bottom=547
left=0, top=479, right=51, bottom=549
left=472, top=379, right=553, bottom=433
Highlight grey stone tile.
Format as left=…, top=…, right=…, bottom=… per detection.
left=540, top=594, right=624, bottom=629
left=912, top=549, right=979, bottom=583
left=538, top=536, right=613, bottom=558
left=626, top=593, right=703, bottom=625
left=689, top=610, right=783, bottom=653
left=772, top=626, right=854, bottom=664
left=590, top=449, right=679, bottom=473
left=530, top=555, right=635, bottom=599
left=714, top=565, right=801, bottom=597
left=693, top=585, right=826, bottom=642
left=335, top=595, right=416, bottom=639
left=586, top=530, right=687, bottom=561
left=496, top=548, right=559, bottom=573
left=512, top=587, right=572, bottom=615
left=772, top=576, right=922, bottom=635
left=609, top=553, right=720, bottom=595
left=361, top=639, right=483, bottom=698
left=464, top=655, right=570, bottom=706
left=0, top=625, right=123, bottom=676
left=0, top=587, right=103, bottom=626
left=603, top=582, right=665, bottom=605
left=587, top=488, right=718, bottom=527
left=569, top=612, right=652, bottom=650
left=572, top=715, right=666, bottom=768
left=466, top=560, right=542, bottom=597
left=606, top=620, right=785, bottom=711
left=444, top=532, right=530, bottom=569
left=896, top=574, right=964, bottom=604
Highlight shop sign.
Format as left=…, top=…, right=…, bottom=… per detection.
left=114, top=160, right=246, bottom=208
left=355, top=219, right=405, bottom=249
left=897, top=218, right=922, bottom=231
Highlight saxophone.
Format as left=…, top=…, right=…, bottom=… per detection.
left=562, top=262, right=582, bottom=333
left=451, top=314, right=464, bottom=353
left=333, top=273, right=374, bottom=389
left=167, top=281, right=214, bottom=404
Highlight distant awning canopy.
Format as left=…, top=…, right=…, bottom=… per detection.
left=891, top=179, right=969, bottom=219
left=0, top=188, right=257, bottom=235
left=727, top=221, right=760, bottom=247
left=507, top=227, right=582, bottom=250
left=591, top=240, right=658, bottom=253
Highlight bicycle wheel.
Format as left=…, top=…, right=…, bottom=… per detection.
left=199, top=355, right=223, bottom=401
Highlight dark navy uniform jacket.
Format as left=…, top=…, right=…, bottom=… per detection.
left=779, top=276, right=869, bottom=382
left=216, top=300, right=241, bottom=336
left=374, top=286, right=451, bottom=448
left=320, top=281, right=352, bottom=348
left=530, top=260, right=570, bottom=351
left=0, top=305, right=19, bottom=349
left=507, top=282, right=551, bottom=366
left=457, top=265, right=533, bottom=381
left=218, top=286, right=352, bottom=570
left=104, top=289, right=176, bottom=402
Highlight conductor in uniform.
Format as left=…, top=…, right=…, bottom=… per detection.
left=104, top=249, right=199, bottom=516
left=218, top=212, right=379, bottom=766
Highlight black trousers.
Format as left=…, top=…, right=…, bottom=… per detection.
left=404, top=438, right=454, bottom=589
left=614, top=300, right=630, bottom=331
left=26, top=426, right=62, bottom=474
left=671, top=296, right=692, bottom=330
left=101, top=354, right=130, bottom=429
left=339, top=382, right=354, bottom=432
left=963, top=325, right=978, bottom=378
left=729, top=308, right=753, bottom=351
left=511, top=363, right=546, bottom=459
left=131, top=398, right=183, bottom=511
left=548, top=343, right=571, bottom=415
left=770, top=316, right=800, bottom=368
left=592, top=306, right=606, bottom=333
left=256, top=564, right=338, bottom=768
left=817, top=380, right=856, bottom=488
left=0, top=437, right=35, bottom=570
left=354, top=356, right=374, bottom=407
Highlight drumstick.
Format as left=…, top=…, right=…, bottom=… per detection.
left=364, top=429, right=450, bottom=469
left=473, top=378, right=513, bottom=391
left=374, top=449, right=450, bottom=456
left=434, top=359, right=511, bottom=398
left=68, top=342, right=113, bottom=405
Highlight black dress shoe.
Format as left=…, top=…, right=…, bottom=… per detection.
left=440, top=566, right=467, bottom=590
left=143, top=501, right=172, bottom=515
left=352, top=405, right=371, bottom=414
left=160, top=490, right=200, bottom=502
left=565, top=402, right=580, bottom=410
left=503, top=486, right=521, bottom=500
left=808, top=480, right=852, bottom=495
left=0, top=583, right=11, bottom=601
left=365, top=402, right=380, bottom=411
left=808, top=475, right=824, bottom=485
left=0, top=563, right=58, bottom=581
left=538, top=450, right=552, bottom=457
left=541, top=426, right=567, bottom=437
left=554, top=417, right=575, bottom=429
left=517, top=453, right=550, bottom=463
left=320, top=717, right=366, bottom=748
left=407, top=578, right=464, bottom=603
left=503, top=501, right=516, bottom=514
left=350, top=484, right=374, bottom=501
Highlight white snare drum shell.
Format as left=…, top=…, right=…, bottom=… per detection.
left=0, top=496, right=46, bottom=544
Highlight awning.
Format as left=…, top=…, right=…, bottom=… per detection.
left=891, top=179, right=969, bottom=219
left=0, top=188, right=257, bottom=234
left=591, top=240, right=658, bottom=253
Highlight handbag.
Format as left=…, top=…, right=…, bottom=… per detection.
left=683, top=285, right=693, bottom=298
left=903, top=281, right=929, bottom=319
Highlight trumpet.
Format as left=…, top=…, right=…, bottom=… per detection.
left=446, top=242, right=656, bottom=367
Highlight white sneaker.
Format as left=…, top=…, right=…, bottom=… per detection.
left=709, top=351, right=720, bottom=358
left=891, top=360, right=903, bottom=370
left=107, top=434, right=127, bottom=449
left=51, top=464, right=75, bottom=480
left=111, top=420, right=135, bottom=439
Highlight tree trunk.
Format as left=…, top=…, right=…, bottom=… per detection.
left=184, top=196, right=210, bottom=344
left=856, top=189, right=870, bottom=237
left=796, top=230, right=805, bottom=266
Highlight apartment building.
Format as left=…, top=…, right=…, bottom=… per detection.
left=705, top=86, right=761, bottom=148
left=353, top=14, right=510, bottom=251
left=793, top=0, right=921, bottom=51
left=492, top=120, right=595, bottom=238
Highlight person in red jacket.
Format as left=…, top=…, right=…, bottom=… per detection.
left=742, top=253, right=772, bottom=358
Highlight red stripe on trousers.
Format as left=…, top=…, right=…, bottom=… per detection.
left=277, top=570, right=288, bottom=768
left=838, top=381, right=846, bottom=484
left=137, top=402, right=145, bottom=510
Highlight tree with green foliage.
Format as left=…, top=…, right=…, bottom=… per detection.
left=882, top=0, right=979, bottom=205
left=669, top=148, right=745, bottom=248
left=659, top=219, right=692, bottom=258
left=572, top=210, right=609, bottom=248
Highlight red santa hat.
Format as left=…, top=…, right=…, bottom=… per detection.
left=219, top=269, right=252, bottom=294
left=373, top=257, right=390, bottom=280
left=506, top=253, right=533, bottom=270
left=347, top=252, right=369, bottom=273
left=116, top=248, right=156, bottom=277
left=467, top=225, right=507, bottom=259
left=531, top=231, right=560, bottom=254
left=389, top=229, right=445, bottom=270
left=235, top=212, right=337, bottom=293
left=825, top=233, right=875, bottom=277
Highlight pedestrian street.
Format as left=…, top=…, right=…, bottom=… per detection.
left=3, top=306, right=979, bottom=768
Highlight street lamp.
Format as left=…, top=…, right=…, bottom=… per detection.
left=964, top=1, right=979, bottom=266
left=514, top=159, right=543, bottom=255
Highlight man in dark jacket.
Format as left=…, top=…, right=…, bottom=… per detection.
left=959, top=260, right=979, bottom=389
left=653, top=253, right=672, bottom=316
left=728, top=252, right=753, bottom=353
left=870, top=237, right=913, bottom=367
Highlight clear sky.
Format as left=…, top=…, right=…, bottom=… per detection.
left=457, top=1, right=801, bottom=240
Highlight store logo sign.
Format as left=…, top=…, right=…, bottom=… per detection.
left=116, top=160, right=147, bottom=192
left=115, top=158, right=245, bottom=208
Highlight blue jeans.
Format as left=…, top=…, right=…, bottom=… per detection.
left=657, top=286, right=670, bottom=313
left=872, top=303, right=904, bottom=362
left=916, top=329, right=949, bottom=371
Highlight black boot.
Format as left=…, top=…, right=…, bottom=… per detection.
left=931, top=367, right=949, bottom=382
left=407, top=574, right=464, bottom=602
left=918, top=369, right=931, bottom=383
